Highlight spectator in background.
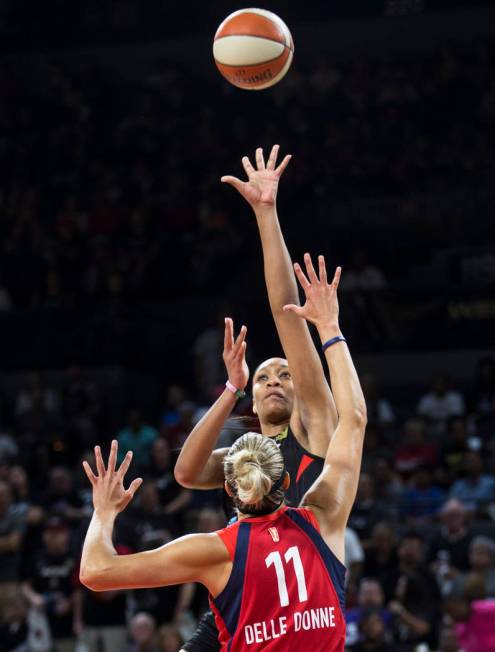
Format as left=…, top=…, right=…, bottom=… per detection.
left=0, top=593, right=31, bottom=652
left=8, top=465, right=44, bottom=526
left=417, top=374, right=465, bottom=434
left=394, top=417, right=438, bottom=478
left=117, top=410, right=158, bottom=469
left=158, top=623, right=183, bottom=652
left=428, top=499, right=473, bottom=575
left=148, top=438, right=191, bottom=520
left=388, top=571, right=438, bottom=651
left=43, top=467, right=85, bottom=523
left=352, top=610, right=395, bottom=652
left=21, top=516, right=78, bottom=652
left=445, top=574, right=495, bottom=652
left=441, top=417, right=472, bottom=483
left=346, top=578, right=393, bottom=648
left=436, top=626, right=462, bottom=652
left=124, top=612, right=159, bottom=652
left=0, top=480, right=25, bottom=616
left=371, top=456, right=403, bottom=505
left=193, top=310, right=227, bottom=399
left=160, top=385, right=187, bottom=433
left=349, top=473, right=395, bottom=547
left=360, top=374, right=395, bottom=430
left=401, top=465, right=446, bottom=524
left=449, top=450, right=495, bottom=516
left=62, top=366, right=99, bottom=449
left=15, top=372, right=59, bottom=419
left=464, top=537, right=495, bottom=598
left=363, top=523, right=398, bottom=599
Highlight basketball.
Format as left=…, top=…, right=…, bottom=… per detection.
left=213, top=8, right=294, bottom=90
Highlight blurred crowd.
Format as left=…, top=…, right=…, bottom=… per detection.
left=1, top=352, right=495, bottom=652
left=0, top=39, right=494, bottom=312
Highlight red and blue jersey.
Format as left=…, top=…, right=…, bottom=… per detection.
left=210, top=506, right=346, bottom=651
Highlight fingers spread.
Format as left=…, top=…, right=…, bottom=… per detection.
left=221, top=175, right=244, bottom=191
left=276, top=154, right=292, bottom=175
left=304, top=253, right=319, bottom=284
left=266, top=144, right=279, bottom=170
left=332, top=266, right=342, bottom=290
left=117, top=451, right=133, bottom=480
left=224, top=317, right=233, bottom=351
left=283, top=304, right=304, bottom=316
left=82, top=461, right=97, bottom=485
left=255, top=147, right=265, bottom=170
left=127, top=477, right=143, bottom=499
left=235, top=339, right=247, bottom=360
left=318, top=255, right=328, bottom=285
left=233, top=324, right=247, bottom=354
left=242, top=156, right=256, bottom=177
left=108, top=439, right=118, bottom=474
left=294, top=262, right=311, bottom=289
left=95, top=446, right=106, bottom=477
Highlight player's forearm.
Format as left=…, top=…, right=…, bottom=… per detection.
left=80, top=510, right=118, bottom=590
left=319, top=325, right=366, bottom=436
left=254, top=206, right=299, bottom=311
left=174, top=389, right=236, bottom=487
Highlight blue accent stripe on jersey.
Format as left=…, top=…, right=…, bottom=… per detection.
left=286, top=509, right=346, bottom=612
left=213, top=521, right=251, bottom=638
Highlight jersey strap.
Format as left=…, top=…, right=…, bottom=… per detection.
left=212, top=521, right=251, bottom=638
left=286, top=508, right=347, bottom=612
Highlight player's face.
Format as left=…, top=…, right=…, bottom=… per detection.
left=252, top=358, right=294, bottom=426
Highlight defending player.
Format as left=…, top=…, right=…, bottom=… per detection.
left=80, top=254, right=366, bottom=652
left=175, top=145, right=339, bottom=651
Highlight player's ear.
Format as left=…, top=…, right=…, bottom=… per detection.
left=224, top=481, right=234, bottom=497
left=283, top=472, right=290, bottom=490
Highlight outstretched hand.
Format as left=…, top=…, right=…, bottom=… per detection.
left=221, top=144, right=291, bottom=210
left=223, top=317, right=249, bottom=391
left=283, top=254, right=341, bottom=332
left=82, top=440, right=142, bottom=515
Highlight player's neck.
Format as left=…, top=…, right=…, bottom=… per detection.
left=260, top=421, right=289, bottom=437
left=238, top=503, right=286, bottom=521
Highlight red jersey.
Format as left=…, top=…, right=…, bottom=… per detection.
left=210, top=506, right=346, bottom=651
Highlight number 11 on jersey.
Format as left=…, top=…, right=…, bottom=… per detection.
left=265, top=546, right=308, bottom=608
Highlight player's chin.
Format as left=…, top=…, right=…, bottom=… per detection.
left=262, top=403, right=291, bottom=424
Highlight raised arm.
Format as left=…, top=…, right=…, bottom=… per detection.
left=80, top=442, right=229, bottom=596
left=284, top=255, right=366, bottom=562
left=174, top=318, right=249, bottom=489
left=222, top=146, right=337, bottom=457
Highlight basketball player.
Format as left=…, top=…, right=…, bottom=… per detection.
left=80, top=254, right=366, bottom=651
left=175, top=145, right=340, bottom=651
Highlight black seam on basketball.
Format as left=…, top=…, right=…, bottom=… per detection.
left=214, top=44, right=292, bottom=68
left=214, top=33, right=294, bottom=53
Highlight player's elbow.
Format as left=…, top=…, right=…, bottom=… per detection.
left=344, top=405, right=367, bottom=431
left=173, top=462, right=195, bottom=489
left=79, top=559, right=111, bottom=592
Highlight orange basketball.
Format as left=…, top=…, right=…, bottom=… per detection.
left=213, top=8, right=294, bottom=91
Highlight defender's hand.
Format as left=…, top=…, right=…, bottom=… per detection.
left=221, top=144, right=291, bottom=210
left=82, top=440, right=142, bottom=515
left=223, top=318, right=249, bottom=391
left=283, top=254, right=341, bottom=333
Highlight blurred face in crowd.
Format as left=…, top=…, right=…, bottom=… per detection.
left=129, top=409, right=142, bottom=432
left=371, top=522, right=396, bottom=553
left=357, top=473, right=375, bottom=502
left=196, top=508, right=224, bottom=533
left=359, top=612, right=385, bottom=643
left=158, top=624, right=181, bottom=652
left=3, top=595, right=28, bottom=624
left=358, top=579, right=384, bottom=608
left=152, top=438, right=171, bottom=470
left=43, top=526, right=70, bottom=555
left=139, top=483, right=160, bottom=512
left=470, top=540, right=495, bottom=572
left=399, top=535, right=423, bottom=566
left=50, top=467, right=73, bottom=495
left=439, top=626, right=460, bottom=652
left=8, top=465, right=29, bottom=495
left=252, top=358, right=294, bottom=426
left=0, top=481, right=12, bottom=514
left=404, top=418, right=425, bottom=445
left=465, top=451, right=483, bottom=479
left=131, top=613, right=156, bottom=646
left=441, top=499, right=466, bottom=534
